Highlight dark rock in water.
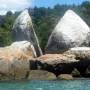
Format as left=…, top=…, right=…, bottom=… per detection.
left=12, top=9, right=42, bottom=56
left=57, top=74, right=73, bottom=80
left=28, top=70, right=56, bottom=80
left=46, top=10, right=90, bottom=54
left=71, top=68, right=81, bottom=77
left=74, top=60, right=90, bottom=77
left=85, top=66, right=90, bottom=77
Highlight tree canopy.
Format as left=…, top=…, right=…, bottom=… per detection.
left=0, top=1, right=90, bottom=52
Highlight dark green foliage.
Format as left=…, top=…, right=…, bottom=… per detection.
left=0, top=1, right=90, bottom=52
left=0, top=11, right=19, bottom=46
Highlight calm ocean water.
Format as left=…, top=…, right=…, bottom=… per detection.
left=0, top=79, right=90, bottom=90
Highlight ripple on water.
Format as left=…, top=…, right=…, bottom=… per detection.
left=0, top=79, right=89, bottom=90
left=36, top=88, right=43, bottom=90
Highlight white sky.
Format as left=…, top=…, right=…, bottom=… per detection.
left=0, top=0, right=31, bottom=15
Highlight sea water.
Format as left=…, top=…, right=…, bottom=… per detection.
left=0, top=79, right=90, bottom=90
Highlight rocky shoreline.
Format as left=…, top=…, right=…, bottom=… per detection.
left=1, top=9, right=90, bottom=81
left=0, top=42, right=90, bottom=81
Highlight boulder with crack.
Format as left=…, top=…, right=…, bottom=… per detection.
left=12, top=9, right=42, bottom=56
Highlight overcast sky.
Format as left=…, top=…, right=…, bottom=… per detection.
left=0, top=0, right=31, bottom=15
left=0, top=0, right=89, bottom=15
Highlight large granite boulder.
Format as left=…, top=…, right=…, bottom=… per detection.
left=0, top=41, right=36, bottom=80
left=46, top=10, right=90, bottom=54
left=65, top=47, right=90, bottom=59
left=11, top=41, right=37, bottom=58
left=65, top=47, right=90, bottom=77
left=30, top=54, right=78, bottom=76
left=12, top=9, right=42, bottom=56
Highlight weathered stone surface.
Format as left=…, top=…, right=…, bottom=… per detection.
left=28, top=70, right=56, bottom=80
left=35, top=54, right=77, bottom=65
left=31, top=54, right=78, bottom=76
left=46, top=10, right=90, bottom=53
left=11, top=41, right=37, bottom=58
left=12, top=9, right=42, bottom=56
left=65, top=47, right=90, bottom=77
left=57, top=74, right=73, bottom=80
left=65, top=47, right=90, bottom=59
left=0, top=41, right=36, bottom=80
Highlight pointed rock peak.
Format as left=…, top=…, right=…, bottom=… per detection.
left=13, top=9, right=32, bottom=26
left=62, top=10, right=80, bottom=20
left=12, top=9, right=43, bottom=56
left=59, top=9, right=89, bottom=29
left=18, top=9, right=30, bottom=19
left=64, top=9, right=76, bottom=16
left=20, top=9, right=29, bottom=15
left=62, top=10, right=82, bottom=19
left=46, top=9, right=90, bottom=54
left=62, top=9, right=78, bottom=17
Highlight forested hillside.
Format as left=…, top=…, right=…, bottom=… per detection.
left=0, top=1, right=90, bottom=52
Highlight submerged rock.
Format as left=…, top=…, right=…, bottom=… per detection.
left=57, top=74, right=73, bottom=80
left=46, top=10, right=90, bottom=54
left=12, top=9, right=42, bottom=56
left=28, top=70, right=56, bottom=80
